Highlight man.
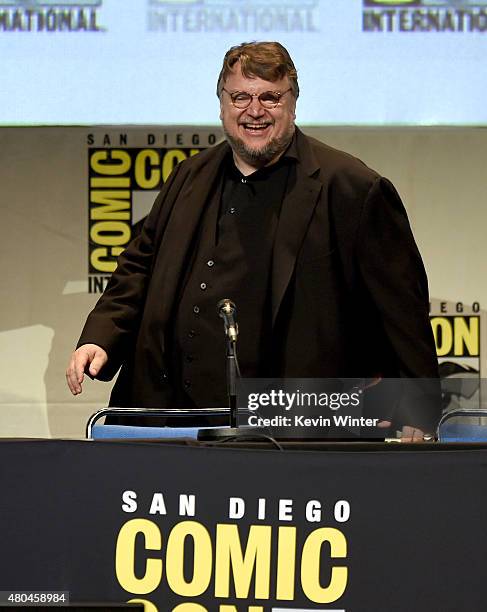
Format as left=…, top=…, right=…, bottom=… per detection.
left=67, top=42, right=439, bottom=439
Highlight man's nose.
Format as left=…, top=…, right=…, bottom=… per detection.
left=246, top=96, right=266, bottom=117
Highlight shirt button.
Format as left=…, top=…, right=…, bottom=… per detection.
left=200, top=282, right=207, bottom=290
left=184, top=380, right=191, bottom=389
left=185, top=354, right=194, bottom=363
left=229, top=207, right=236, bottom=214
left=193, top=305, right=200, bottom=314
left=207, top=260, right=214, bottom=267
left=188, top=330, right=196, bottom=339
left=241, top=178, right=247, bottom=183
left=161, top=371, right=168, bottom=382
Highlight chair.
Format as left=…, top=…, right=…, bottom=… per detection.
left=86, top=407, right=230, bottom=440
left=437, top=409, right=487, bottom=442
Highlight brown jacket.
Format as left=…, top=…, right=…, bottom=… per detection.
left=78, top=128, right=439, bottom=429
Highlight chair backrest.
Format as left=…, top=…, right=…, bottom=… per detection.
left=86, top=407, right=230, bottom=440
left=437, top=409, right=487, bottom=442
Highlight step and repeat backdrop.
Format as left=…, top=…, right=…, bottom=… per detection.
left=0, top=0, right=485, bottom=437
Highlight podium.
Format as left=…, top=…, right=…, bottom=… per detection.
left=0, top=437, right=486, bottom=611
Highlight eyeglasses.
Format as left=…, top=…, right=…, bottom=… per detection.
left=222, top=87, right=292, bottom=109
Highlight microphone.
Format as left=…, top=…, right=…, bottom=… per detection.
left=217, top=299, right=238, bottom=343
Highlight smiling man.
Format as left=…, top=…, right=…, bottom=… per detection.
left=67, top=42, right=440, bottom=439
left=218, top=45, right=297, bottom=174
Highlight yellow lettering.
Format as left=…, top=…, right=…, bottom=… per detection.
left=90, top=221, right=131, bottom=246
left=172, top=605, right=207, bottom=612
left=90, top=177, right=130, bottom=188
left=215, top=525, right=271, bottom=599
left=219, top=607, right=263, bottom=612
left=135, top=150, right=161, bottom=189
left=91, top=150, right=131, bottom=175
left=300, top=528, right=347, bottom=604
left=454, top=317, right=479, bottom=356
left=128, top=599, right=158, bottom=612
left=431, top=317, right=453, bottom=357
left=166, top=521, right=213, bottom=597
left=90, top=191, right=131, bottom=220
left=115, top=519, right=162, bottom=595
left=276, top=526, right=296, bottom=600
left=431, top=316, right=480, bottom=357
left=90, top=247, right=123, bottom=272
left=162, top=149, right=187, bottom=181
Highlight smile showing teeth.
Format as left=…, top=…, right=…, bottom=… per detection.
left=242, top=124, right=270, bottom=131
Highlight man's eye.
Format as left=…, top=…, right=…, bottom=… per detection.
left=233, top=93, right=251, bottom=102
left=260, top=93, right=279, bottom=104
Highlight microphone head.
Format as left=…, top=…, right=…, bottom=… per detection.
left=217, top=299, right=236, bottom=318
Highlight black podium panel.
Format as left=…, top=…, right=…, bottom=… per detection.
left=0, top=439, right=485, bottom=612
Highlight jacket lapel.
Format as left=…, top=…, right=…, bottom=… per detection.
left=153, top=131, right=325, bottom=331
left=271, top=128, right=324, bottom=326
left=156, top=142, right=230, bottom=325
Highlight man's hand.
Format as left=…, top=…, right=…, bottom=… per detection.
left=66, top=344, right=108, bottom=395
left=378, top=420, right=426, bottom=443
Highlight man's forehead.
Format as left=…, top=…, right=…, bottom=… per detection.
left=224, top=63, right=289, bottom=91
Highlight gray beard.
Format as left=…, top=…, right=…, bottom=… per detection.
left=223, top=126, right=294, bottom=168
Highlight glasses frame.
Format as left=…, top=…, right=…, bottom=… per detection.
left=222, top=87, right=292, bottom=109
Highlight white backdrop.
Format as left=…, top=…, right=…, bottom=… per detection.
left=1, top=0, right=487, bottom=125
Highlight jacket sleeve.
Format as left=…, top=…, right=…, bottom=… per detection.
left=355, top=176, right=440, bottom=430
left=76, top=161, right=185, bottom=380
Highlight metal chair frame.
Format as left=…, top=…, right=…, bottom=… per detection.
left=437, top=408, right=487, bottom=442
left=86, top=407, right=231, bottom=439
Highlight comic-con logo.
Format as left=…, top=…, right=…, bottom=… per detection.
left=116, top=489, right=351, bottom=611
left=0, top=0, right=104, bottom=32
left=363, top=0, right=487, bottom=32
left=429, top=300, right=483, bottom=411
left=86, top=129, right=220, bottom=294
left=147, top=0, right=320, bottom=33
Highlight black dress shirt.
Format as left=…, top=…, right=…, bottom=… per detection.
left=171, top=147, right=297, bottom=407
